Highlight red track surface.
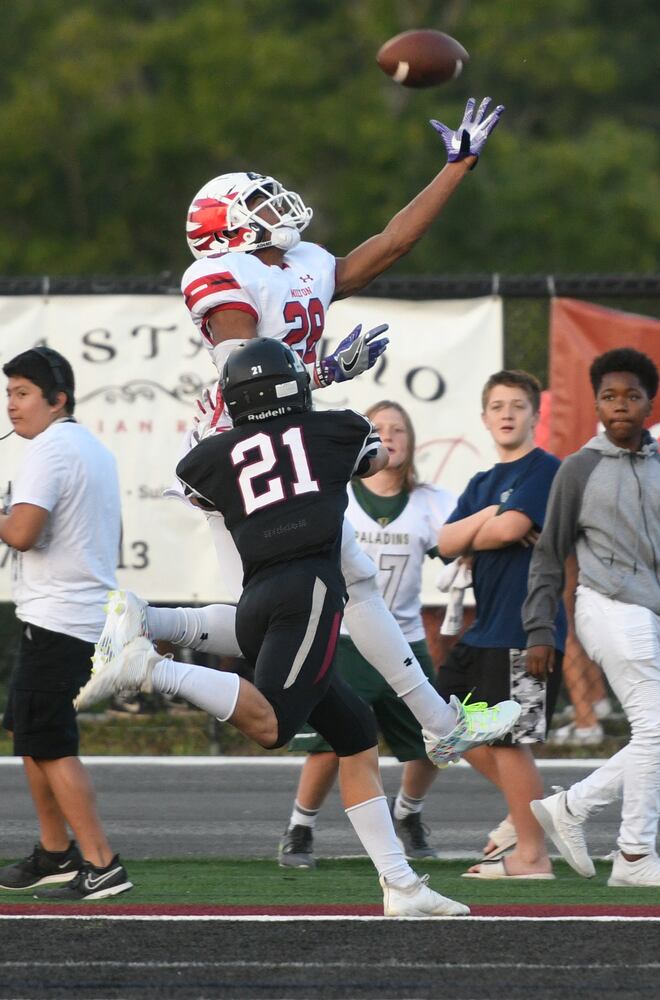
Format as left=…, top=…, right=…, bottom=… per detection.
left=2, top=902, right=660, bottom=917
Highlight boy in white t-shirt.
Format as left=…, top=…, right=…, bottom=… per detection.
left=0, top=347, right=132, bottom=900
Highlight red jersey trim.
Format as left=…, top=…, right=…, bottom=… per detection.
left=183, top=271, right=242, bottom=312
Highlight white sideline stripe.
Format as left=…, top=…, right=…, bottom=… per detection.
left=2, top=958, right=659, bottom=968
left=283, top=576, right=326, bottom=689
left=0, top=915, right=658, bottom=923
left=0, top=756, right=615, bottom=768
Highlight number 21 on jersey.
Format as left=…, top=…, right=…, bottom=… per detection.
left=231, top=427, right=319, bottom=516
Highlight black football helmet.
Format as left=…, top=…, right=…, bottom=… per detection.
left=221, top=340, right=312, bottom=426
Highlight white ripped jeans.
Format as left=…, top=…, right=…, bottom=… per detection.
left=567, top=585, right=660, bottom=856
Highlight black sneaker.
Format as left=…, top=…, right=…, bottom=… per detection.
left=278, top=824, right=316, bottom=869
left=0, top=841, right=82, bottom=891
left=390, top=799, right=440, bottom=860
left=34, top=855, right=133, bottom=900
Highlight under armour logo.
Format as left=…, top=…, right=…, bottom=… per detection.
left=403, top=657, right=413, bottom=667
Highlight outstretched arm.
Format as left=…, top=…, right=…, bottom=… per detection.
left=333, top=97, right=504, bottom=300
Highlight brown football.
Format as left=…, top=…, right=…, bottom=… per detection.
left=376, top=29, right=469, bottom=88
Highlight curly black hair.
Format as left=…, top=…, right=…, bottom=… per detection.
left=589, top=348, right=658, bottom=400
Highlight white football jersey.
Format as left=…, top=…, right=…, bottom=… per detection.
left=343, top=482, right=456, bottom=642
left=181, top=241, right=336, bottom=371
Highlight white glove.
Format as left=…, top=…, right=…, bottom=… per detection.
left=192, top=386, right=227, bottom=443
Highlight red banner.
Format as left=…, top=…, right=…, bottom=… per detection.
left=549, top=298, right=660, bottom=458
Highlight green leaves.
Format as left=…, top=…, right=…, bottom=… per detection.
left=1, top=0, right=657, bottom=275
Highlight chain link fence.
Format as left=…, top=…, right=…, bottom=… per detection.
left=1, top=275, right=659, bottom=752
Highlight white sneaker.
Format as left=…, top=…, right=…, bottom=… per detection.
left=75, top=636, right=162, bottom=711
left=555, top=698, right=613, bottom=724
left=95, top=590, right=149, bottom=669
left=594, top=697, right=614, bottom=720
left=380, top=873, right=470, bottom=917
left=549, top=722, right=604, bottom=746
left=608, top=851, right=660, bottom=887
left=530, top=788, right=595, bottom=878
left=424, top=694, right=522, bottom=768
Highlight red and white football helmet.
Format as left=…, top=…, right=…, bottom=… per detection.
left=186, top=172, right=313, bottom=258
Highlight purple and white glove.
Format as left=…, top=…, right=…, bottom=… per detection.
left=430, top=97, right=505, bottom=168
left=314, top=323, right=389, bottom=389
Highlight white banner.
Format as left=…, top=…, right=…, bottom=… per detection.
left=0, top=294, right=502, bottom=603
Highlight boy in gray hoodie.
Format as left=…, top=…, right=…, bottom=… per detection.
left=523, top=347, right=660, bottom=887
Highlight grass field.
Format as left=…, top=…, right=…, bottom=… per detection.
left=1, top=857, right=659, bottom=908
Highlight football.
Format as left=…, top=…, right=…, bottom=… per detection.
left=376, top=29, right=469, bottom=88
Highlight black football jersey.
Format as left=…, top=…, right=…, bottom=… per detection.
left=176, top=409, right=378, bottom=583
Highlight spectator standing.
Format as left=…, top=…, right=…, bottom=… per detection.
left=438, top=369, right=566, bottom=879
left=0, top=347, right=131, bottom=900
left=526, top=348, right=660, bottom=887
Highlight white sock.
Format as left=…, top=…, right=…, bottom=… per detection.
left=152, top=658, right=240, bottom=722
left=146, top=605, right=241, bottom=657
left=402, top=680, right=457, bottom=736
left=393, top=791, right=424, bottom=820
left=289, top=801, right=319, bottom=830
left=343, top=590, right=455, bottom=736
left=345, top=795, right=415, bottom=887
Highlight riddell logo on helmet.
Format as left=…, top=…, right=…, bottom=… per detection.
left=247, top=406, right=289, bottom=421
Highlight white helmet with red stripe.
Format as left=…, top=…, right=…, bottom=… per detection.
left=186, top=172, right=313, bottom=258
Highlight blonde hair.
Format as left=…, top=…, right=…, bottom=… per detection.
left=365, top=400, right=418, bottom=493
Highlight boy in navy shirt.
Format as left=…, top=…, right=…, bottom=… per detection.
left=438, top=369, right=566, bottom=879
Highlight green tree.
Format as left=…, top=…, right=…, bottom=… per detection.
left=0, top=0, right=657, bottom=275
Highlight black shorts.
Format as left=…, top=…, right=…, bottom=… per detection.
left=288, top=637, right=433, bottom=761
left=436, top=642, right=563, bottom=747
left=2, top=622, right=94, bottom=759
left=235, top=557, right=377, bottom=756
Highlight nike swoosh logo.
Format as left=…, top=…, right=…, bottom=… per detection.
left=83, top=867, right=121, bottom=891
left=57, top=861, right=73, bottom=869
left=341, top=338, right=362, bottom=373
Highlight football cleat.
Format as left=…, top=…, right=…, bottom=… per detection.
left=380, top=873, right=469, bottom=917
left=424, top=694, right=522, bottom=768
left=95, top=590, right=149, bottom=672
left=75, top=636, right=162, bottom=711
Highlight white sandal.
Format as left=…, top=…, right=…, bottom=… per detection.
left=481, top=817, right=517, bottom=861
